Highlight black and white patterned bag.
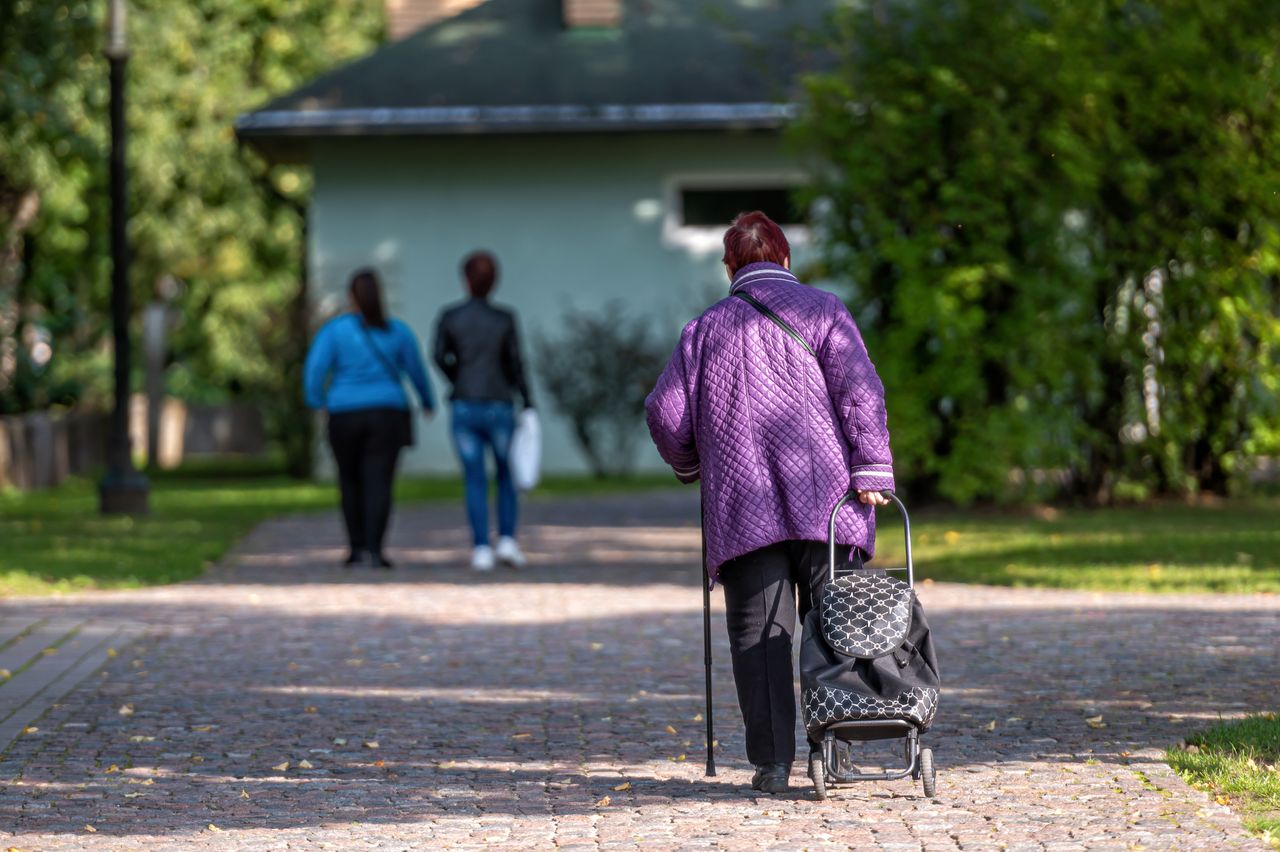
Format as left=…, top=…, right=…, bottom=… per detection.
left=800, top=566, right=941, bottom=738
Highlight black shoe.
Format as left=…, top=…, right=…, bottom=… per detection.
left=750, top=763, right=791, bottom=794
left=367, top=552, right=394, bottom=570
left=344, top=549, right=365, bottom=568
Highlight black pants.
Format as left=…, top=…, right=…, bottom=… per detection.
left=328, top=408, right=405, bottom=558
left=719, top=540, right=852, bottom=766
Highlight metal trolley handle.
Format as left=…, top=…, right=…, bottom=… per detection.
left=827, top=490, right=914, bottom=587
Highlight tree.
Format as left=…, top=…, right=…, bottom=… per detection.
left=1, top=0, right=384, bottom=476
left=793, top=0, right=1280, bottom=502
left=0, top=1, right=106, bottom=414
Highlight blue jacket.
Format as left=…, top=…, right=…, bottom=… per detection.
left=304, top=314, right=435, bottom=413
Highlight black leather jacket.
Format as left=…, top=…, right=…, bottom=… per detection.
left=432, top=298, right=532, bottom=407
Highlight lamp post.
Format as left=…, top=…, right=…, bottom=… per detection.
left=99, top=0, right=149, bottom=515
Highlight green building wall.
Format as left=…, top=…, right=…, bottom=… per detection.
left=309, top=131, right=808, bottom=475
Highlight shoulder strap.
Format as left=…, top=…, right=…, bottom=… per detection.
left=734, top=291, right=817, bottom=357
left=354, top=317, right=409, bottom=396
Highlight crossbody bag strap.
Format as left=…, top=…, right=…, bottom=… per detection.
left=354, top=317, right=411, bottom=404
left=734, top=291, right=817, bottom=357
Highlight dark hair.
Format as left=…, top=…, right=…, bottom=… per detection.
left=721, top=210, right=791, bottom=275
left=462, top=250, right=498, bottom=299
left=349, top=268, right=388, bottom=329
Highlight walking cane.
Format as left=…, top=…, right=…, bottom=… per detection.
left=700, top=500, right=716, bottom=777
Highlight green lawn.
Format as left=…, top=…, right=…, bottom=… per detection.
left=0, top=471, right=677, bottom=597
left=1168, top=714, right=1280, bottom=848
left=876, top=499, right=1280, bottom=594
left=3, top=473, right=1277, bottom=597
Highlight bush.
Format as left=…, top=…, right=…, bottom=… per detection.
left=793, top=0, right=1280, bottom=503
left=535, top=303, right=671, bottom=477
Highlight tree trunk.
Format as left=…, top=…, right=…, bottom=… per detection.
left=0, top=188, right=40, bottom=402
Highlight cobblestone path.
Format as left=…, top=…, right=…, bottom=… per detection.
left=1, top=491, right=1276, bottom=850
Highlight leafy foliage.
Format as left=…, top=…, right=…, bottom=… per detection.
left=0, top=1, right=106, bottom=413
left=794, top=0, right=1280, bottom=502
left=535, top=303, right=672, bottom=477
left=0, top=0, right=384, bottom=473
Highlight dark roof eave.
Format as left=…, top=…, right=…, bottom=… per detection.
left=235, top=102, right=798, bottom=140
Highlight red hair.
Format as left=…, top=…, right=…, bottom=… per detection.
left=462, top=250, right=498, bottom=299
left=722, top=211, right=790, bottom=275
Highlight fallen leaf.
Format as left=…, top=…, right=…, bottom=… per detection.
left=668, top=754, right=686, bottom=762
left=22, top=727, right=37, bottom=735
left=437, top=760, right=456, bottom=769
left=105, top=765, right=120, bottom=774
left=304, top=706, right=318, bottom=714
left=1215, top=794, right=1231, bottom=806
left=1084, top=715, right=1107, bottom=729
left=191, top=756, right=204, bottom=763
left=42, top=647, right=57, bottom=656
left=118, top=704, right=134, bottom=716
left=589, top=643, right=604, bottom=651
left=191, top=725, right=213, bottom=733
left=612, top=782, right=631, bottom=791
left=595, top=795, right=611, bottom=807
left=129, top=735, right=155, bottom=743
left=107, top=648, right=118, bottom=658
left=510, top=733, right=532, bottom=740
left=0, top=669, right=10, bottom=679
left=333, top=738, right=348, bottom=746
left=693, top=713, right=703, bottom=722
left=207, top=824, right=222, bottom=833
left=984, top=720, right=997, bottom=732
left=140, top=779, right=155, bottom=786
left=298, top=759, right=313, bottom=769
left=363, top=741, right=379, bottom=749
left=240, top=789, right=250, bottom=799
left=84, top=826, right=97, bottom=833
left=124, top=792, right=144, bottom=798
left=271, top=761, right=290, bottom=772
left=373, top=759, right=386, bottom=767
left=665, top=725, right=678, bottom=735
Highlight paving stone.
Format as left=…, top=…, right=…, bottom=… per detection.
left=0, top=491, right=1274, bottom=849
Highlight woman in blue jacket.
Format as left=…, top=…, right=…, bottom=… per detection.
left=304, top=269, right=435, bottom=568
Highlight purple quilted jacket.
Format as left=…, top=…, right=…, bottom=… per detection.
left=645, top=262, right=895, bottom=579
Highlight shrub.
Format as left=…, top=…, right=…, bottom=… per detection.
left=535, top=303, right=671, bottom=477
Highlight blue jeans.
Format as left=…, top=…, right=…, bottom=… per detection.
left=450, top=400, right=517, bottom=547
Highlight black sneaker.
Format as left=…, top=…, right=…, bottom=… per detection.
left=367, top=552, right=394, bottom=570
left=750, top=763, right=791, bottom=794
left=344, top=549, right=365, bottom=568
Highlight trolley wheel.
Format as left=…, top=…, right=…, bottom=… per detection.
left=809, top=753, right=827, bottom=801
left=919, top=747, right=937, bottom=798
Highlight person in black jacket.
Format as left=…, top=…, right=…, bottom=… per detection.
left=433, top=251, right=534, bottom=571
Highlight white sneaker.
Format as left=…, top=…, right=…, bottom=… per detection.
left=471, top=545, right=495, bottom=572
left=495, top=536, right=526, bottom=569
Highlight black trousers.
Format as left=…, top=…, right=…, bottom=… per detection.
left=719, top=540, right=852, bottom=766
left=328, top=408, right=405, bottom=557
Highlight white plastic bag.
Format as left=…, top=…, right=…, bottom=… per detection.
left=510, top=408, right=542, bottom=491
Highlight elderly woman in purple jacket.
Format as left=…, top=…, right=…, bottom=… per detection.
left=645, top=211, right=895, bottom=794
